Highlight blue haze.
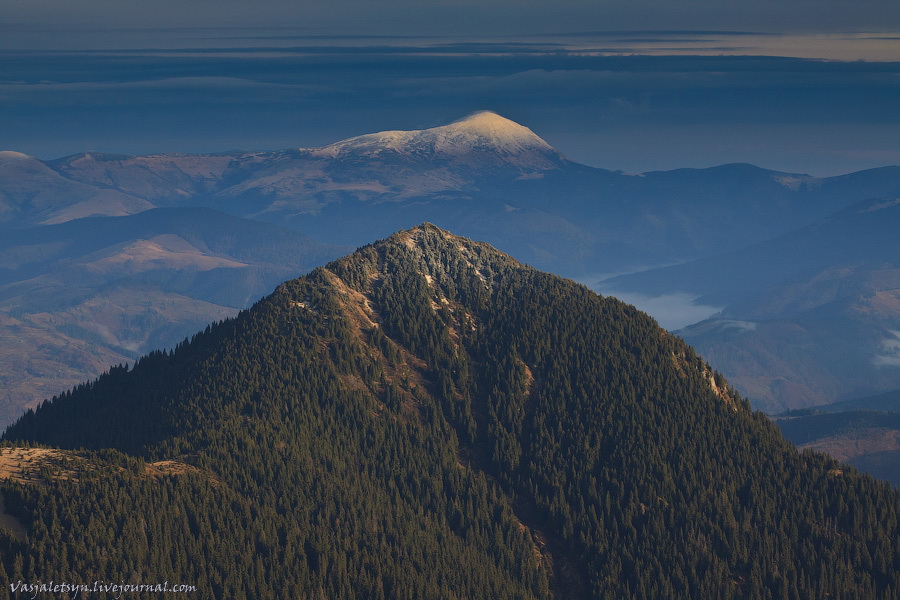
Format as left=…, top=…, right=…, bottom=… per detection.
left=1, top=29, right=899, bottom=176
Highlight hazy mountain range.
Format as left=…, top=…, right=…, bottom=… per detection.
left=605, top=196, right=900, bottom=412
left=2, top=112, right=900, bottom=429
left=7, top=112, right=900, bottom=275
left=0, top=207, right=346, bottom=424
left=772, top=388, right=900, bottom=486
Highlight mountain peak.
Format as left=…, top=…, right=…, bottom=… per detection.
left=385, top=222, right=514, bottom=265
left=386, top=222, right=465, bottom=246
left=312, top=112, right=561, bottom=168
left=326, top=222, right=521, bottom=295
left=440, top=110, right=551, bottom=148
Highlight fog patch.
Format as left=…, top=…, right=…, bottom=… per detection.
left=678, top=319, right=757, bottom=337
left=874, top=330, right=900, bottom=368
left=591, top=288, right=723, bottom=331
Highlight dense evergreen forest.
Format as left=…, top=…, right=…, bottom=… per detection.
left=1, top=224, right=898, bottom=599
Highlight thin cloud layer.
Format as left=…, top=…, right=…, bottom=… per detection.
left=1, top=34, right=898, bottom=175
left=3, top=1, right=900, bottom=34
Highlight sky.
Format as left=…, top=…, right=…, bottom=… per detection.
left=2, top=1, right=899, bottom=176
left=5, top=0, right=900, bottom=35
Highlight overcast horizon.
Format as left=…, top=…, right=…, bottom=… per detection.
left=5, top=0, right=900, bottom=35
left=2, top=2, right=899, bottom=176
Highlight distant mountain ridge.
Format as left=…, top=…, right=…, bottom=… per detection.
left=774, top=409, right=900, bottom=486
left=9, top=112, right=900, bottom=275
left=815, top=388, right=900, bottom=414
left=604, top=196, right=900, bottom=413
left=0, top=208, right=347, bottom=425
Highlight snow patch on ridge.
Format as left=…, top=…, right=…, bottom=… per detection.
left=861, top=198, right=900, bottom=213
left=775, top=174, right=820, bottom=191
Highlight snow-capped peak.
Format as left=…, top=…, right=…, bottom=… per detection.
left=435, top=111, right=555, bottom=153
left=312, top=112, right=561, bottom=168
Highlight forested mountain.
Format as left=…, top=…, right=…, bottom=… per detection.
left=1, top=225, right=897, bottom=599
